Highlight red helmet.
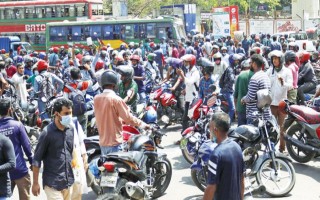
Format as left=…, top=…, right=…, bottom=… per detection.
left=278, top=100, right=288, bottom=115
left=95, top=60, right=104, bottom=70
left=1, top=49, right=6, bottom=54
left=250, top=47, right=261, bottom=56
left=130, top=55, right=140, bottom=61
left=150, top=42, right=155, bottom=48
left=53, top=47, right=59, bottom=53
left=37, top=60, right=48, bottom=71
left=101, top=46, right=108, bottom=51
left=181, top=54, right=196, bottom=66
left=299, top=51, right=310, bottom=63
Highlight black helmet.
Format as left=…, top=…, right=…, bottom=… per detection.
left=117, top=65, right=134, bottom=83
left=24, top=56, right=33, bottom=64
left=100, top=50, right=107, bottom=58
left=202, top=66, right=213, bottom=75
left=284, top=51, right=297, bottom=64
left=99, top=69, right=118, bottom=87
left=198, top=57, right=214, bottom=68
left=262, top=46, right=271, bottom=56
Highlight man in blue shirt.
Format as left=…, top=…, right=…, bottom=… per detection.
left=0, top=98, right=33, bottom=200
left=131, top=55, right=146, bottom=104
left=203, top=112, right=244, bottom=200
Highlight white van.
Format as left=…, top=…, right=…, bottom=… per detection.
left=272, top=31, right=315, bottom=52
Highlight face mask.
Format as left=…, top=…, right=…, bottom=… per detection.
left=222, top=53, right=226, bottom=56
left=60, top=114, right=72, bottom=127
left=34, top=71, right=39, bottom=75
left=185, top=65, right=190, bottom=70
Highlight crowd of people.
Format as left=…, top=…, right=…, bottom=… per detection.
left=0, top=31, right=320, bottom=200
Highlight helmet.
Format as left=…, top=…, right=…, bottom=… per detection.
left=197, top=57, right=214, bottom=68
left=53, top=47, right=59, bottom=53
left=5, top=58, right=13, bottom=65
left=284, top=51, right=297, bottom=63
left=241, top=59, right=251, bottom=69
left=101, top=46, right=108, bottom=51
left=181, top=54, right=196, bottom=66
left=257, top=89, right=272, bottom=109
left=221, top=46, right=227, bottom=51
left=149, top=42, right=155, bottom=48
left=1, top=49, right=5, bottom=54
left=129, top=42, right=134, bottom=47
left=250, top=47, right=261, bottom=56
left=262, top=46, right=271, bottom=56
left=268, top=50, right=284, bottom=65
left=299, top=51, right=310, bottom=63
left=213, top=52, right=222, bottom=60
left=112, top=50, right=119, bottom=57
left=60, top=46, right=65, bottom=49
left=130, top=54, right=140, bottom=61
left=212, top=45, right=219, bottom=49
left=143, top=107, right=157, bottom=124
left=147, top=53, right=156, bottom=62
left=202, top=66, right=213, bottom=75
left=232, top=54, right=243, bottom=61
left=205, top=36, right=210, bottom=41
left=24, top=56, right=33, bottom=64
left=99, top=69, right=118, bottom=87
left=278, top=100, right=288, bottom=115
left=100, top=50, right=107, bottom=58
left=74, top=49, right=80, bottom=55
left=95, top=60, right=104, bottom=71
left=82, top=55, right=92, bottom=64
left=37, top=60, right=48, bottom=71
left=117, top=65, right=134, bottom=82
left=39, top=52, right=46, bottom=60
left=15, top=55, right=23, bottom=64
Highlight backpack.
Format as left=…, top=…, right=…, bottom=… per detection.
left=49, top=53, right=58, bottom=66
left=65, top=83, right=87, bottom=116
left=38, top=74, right=54, bottom=101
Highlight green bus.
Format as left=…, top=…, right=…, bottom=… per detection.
left=0, top=0, right=104, bottom=52
left=45, top=17, right=187, bottom=50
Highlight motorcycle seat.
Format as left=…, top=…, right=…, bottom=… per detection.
left=290, top=105, right=320, bottom=124
left=107, top=151, right=144, bottom=165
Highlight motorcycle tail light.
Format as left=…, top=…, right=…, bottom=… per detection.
left=103, top=162, right=116, bottom=172
left=36, top=118, right=42, bottom=128
left=316, top=126, right=320, bottom=139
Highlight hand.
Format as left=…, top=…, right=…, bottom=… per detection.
left=32, top=183, right=40, bottom=196
left=212, top=92, right=217, bottom=96
left=241, top=99, right=246, bottom=105
left=23, top=75, right=29, bottom=80
left=169, top=87, right=175, bottom=91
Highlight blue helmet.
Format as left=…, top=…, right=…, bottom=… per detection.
left=143, top=107, right=157, bottom=124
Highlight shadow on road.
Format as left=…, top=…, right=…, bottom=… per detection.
left=293, top=161, right=320, bottom=183
left=171, top=154, right=191, bottom=170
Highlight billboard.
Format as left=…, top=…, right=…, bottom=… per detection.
left=249, top=20, right=274, bottom=35
left=212, top=6, right=239, bottom=37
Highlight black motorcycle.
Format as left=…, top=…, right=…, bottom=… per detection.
left=89, top=125, right=172, bottom=200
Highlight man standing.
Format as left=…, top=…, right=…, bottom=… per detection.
left=0, top=98, right=33, bottom=200
left=178, top=54, right=200, bottom=132
left=203, top=112, right=244, bottom=200
left=234, top=59, right=254, bottom=126
left=153, top=45, right=164, bottom=79
left=94, top=70, right=149, bottom=155
left=131, top=55, right=146, bottom=105
left=241, top=54, right=272, bottom=124
left=270, top=35, right=282, bottom=51
left=32, top=98, right=87, bottom=200
left=242, top=35, right=250, bottom=56
left=11, top=63, right=29, bottom=109
left=202, top=36, right=212, bottom=59
left=267, top=51, right=293, bottom=153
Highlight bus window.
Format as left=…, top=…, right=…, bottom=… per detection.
left=102, top=25, right=113, bottom=39
left=50, top=26, right=67, bottom=41
left=114, top=25, right=121, bottom=39
left=139, top=24, right=146, bottom=39
left=25, top=7, right=36, bottom=19
left=92, top=4, right=103, bottom=15
left=146, top=23, right=156, bottom=38
left=36, top=33, right=46, bottom=44
left=4, top=8, right=14, bottom=19
left=72, top=26, right=83, bottom=41
left=125, top=24, right=134, bottom=39
left=133, top=24, right=139, bottom=39
left=87, top=25, right=101, bottom=40
left=75, top=5, right=85, bottom=17
left=157, top=27, right=167, bottom=40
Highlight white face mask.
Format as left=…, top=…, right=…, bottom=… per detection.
left=60, top=114, right=72, bottom=127
left=185, top=64, right=190, bottom=70
left=34, top=71, right=39, bottom=75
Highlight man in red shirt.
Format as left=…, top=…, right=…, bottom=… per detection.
left=170, top=41, right=179, bottom=58
left=5, top=58, right=16, bottom=78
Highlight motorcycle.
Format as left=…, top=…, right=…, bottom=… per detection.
left=149, top=82, right=184, bottom=128
left=89, top=125, right=171, bottom=200
left=280, top=100, right=320, bottom=163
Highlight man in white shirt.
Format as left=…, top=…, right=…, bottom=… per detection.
left=266, top=50, right=293, bottom=153
left=213, top=53, right=228, bottom=84
left=12, top=63, right=29, bottom=109
left=202, top=36, right=212, bottom=59
left=177, top=54, right=200, bottom=132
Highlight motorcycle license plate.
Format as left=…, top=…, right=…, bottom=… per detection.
left=100, top=172, right=118, bottom=187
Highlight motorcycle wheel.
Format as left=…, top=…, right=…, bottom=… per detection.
left=256, top=157, right=296, bottom=197
left=152, top=157, right=172, bottom=198
left=191, top=169, right=207, bottom=192
left=286, top=124, right=316, bottom=163
left=181, top=142, right=195, bottom=164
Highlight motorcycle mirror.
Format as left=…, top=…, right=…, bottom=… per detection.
left=161, top=115, right=170, bottom=124
left=41, top=97, right=47, bottom=103
left=209, top=84, right=216, bottom=92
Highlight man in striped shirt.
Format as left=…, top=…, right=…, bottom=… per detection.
left=241, top=54, right=271, bottom=124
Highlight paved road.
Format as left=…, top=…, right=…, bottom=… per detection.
left=13, top=124, right=320, bottom=200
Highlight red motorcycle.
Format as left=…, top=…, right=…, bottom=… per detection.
left=149, top=82, right=184, bottom=128
left=279, top=100, right=320, bottom=163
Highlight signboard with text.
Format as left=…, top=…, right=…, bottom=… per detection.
left=212, top=6, right=239, bottom=37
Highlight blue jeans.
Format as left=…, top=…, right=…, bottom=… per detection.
left=222, top=92, right=235, bottom=123
left=139, top=92, right=146, bottom=104
left=100, top=145, right=121, bottom=156
left=38, top=100, right=49, bottom=120
left=237, top=112, right=247, bottom=126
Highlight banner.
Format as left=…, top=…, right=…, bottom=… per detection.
left=276, top=20, right=302, bottom=32
left=212, top=6, right=239, bottom=37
